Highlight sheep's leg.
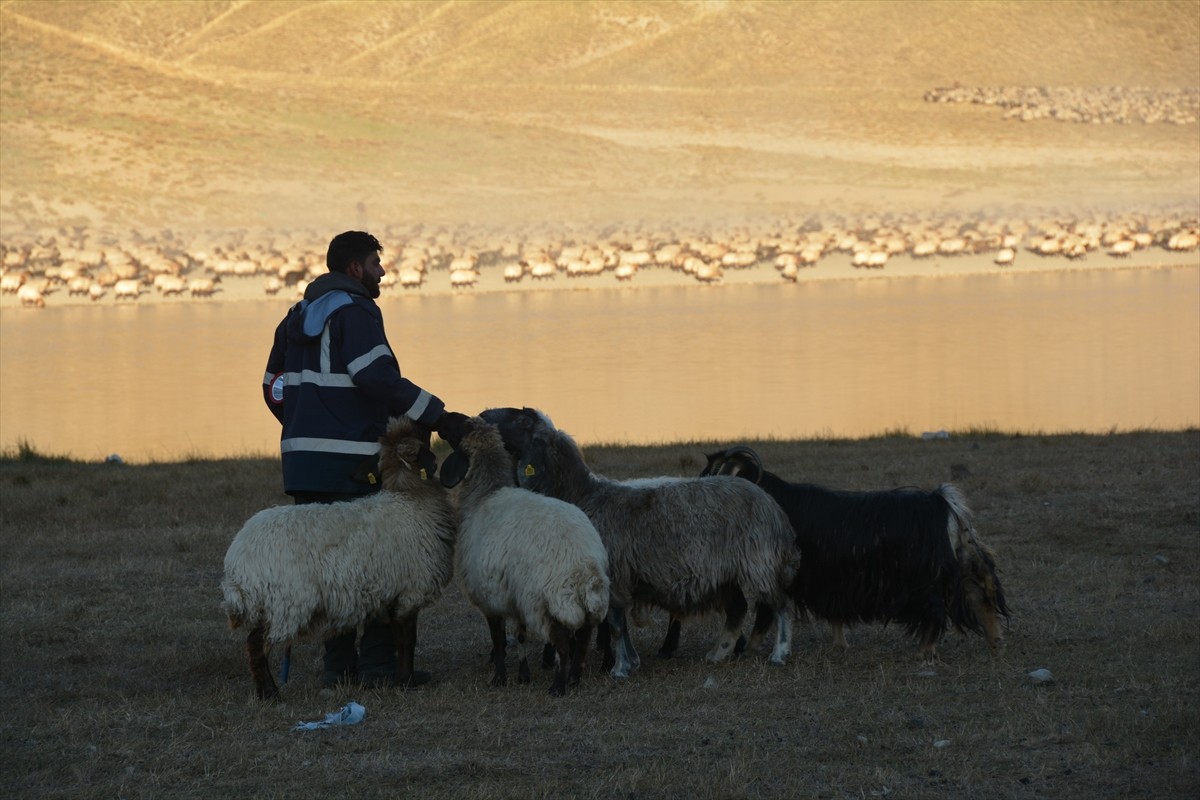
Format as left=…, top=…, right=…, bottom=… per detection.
left=768, top=601, right=793, bottom=666
left=246, top=627, right=278, bottom=700
left=393, top=612, right=419, bottom=686
left=513, top=624, right=533, bottom=684
left=705, top=588, right=748, bottom=663
left=568, top=624, right=592, bottom=688
left=743, top=602, right=776, bottom=654
left=658, top=616, right=682, bottom=658
left=596, top=620, right=614, bottom=671
left=606, top=607, right=637, bottom=678
left=546, top=620, right=573, bottom=696
left=518, top=654, right=532, bottom=684
left=486, top=615, right=508, bottom=687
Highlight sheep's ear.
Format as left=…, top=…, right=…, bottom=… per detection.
left=440, top=451, right=469, bottom=488
left=516, top=455, right=541, bottom=489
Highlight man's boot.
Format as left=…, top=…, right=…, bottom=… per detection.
left=358, top=618, right=430, bottom=688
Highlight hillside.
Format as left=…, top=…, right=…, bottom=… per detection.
left=1, top=0, right=1198, bottom=232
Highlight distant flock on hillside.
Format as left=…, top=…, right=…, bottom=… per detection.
left=923, top=85, right=1199, bottom=125
left=2, top=208, right=1198, bottom=308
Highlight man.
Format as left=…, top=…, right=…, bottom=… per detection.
left=263, top=230, right=466, bottom=689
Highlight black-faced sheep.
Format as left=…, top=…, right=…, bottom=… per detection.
left=438, top=415, right=609, bottom=696
left=465, top=407, right=799, bottom=678
left=221, top=417, right=456, bottom=699
left=702, top=445, right=1009, bottom=661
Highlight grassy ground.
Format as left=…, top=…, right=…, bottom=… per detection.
left=1, top=429, right=1196, bottom=798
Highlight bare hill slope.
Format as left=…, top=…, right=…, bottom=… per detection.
left=1, top=0, right=1197, bottom=231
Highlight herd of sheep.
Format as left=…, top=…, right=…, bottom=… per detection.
left=923, top=85, right=1200, bottom=125
left=221, top=409, right=1009, bottom=700
left=2, top=209, right=1197, bottom=307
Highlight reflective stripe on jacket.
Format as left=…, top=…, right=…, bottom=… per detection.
left=263, top=272, right=444, bottom=495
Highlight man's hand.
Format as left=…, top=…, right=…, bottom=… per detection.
left=433, top=411, right=470, bottom=448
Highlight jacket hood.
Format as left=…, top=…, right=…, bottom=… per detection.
left=287, top=272, right=372, bottom=341
left=304, top=271, right=370, bottom=302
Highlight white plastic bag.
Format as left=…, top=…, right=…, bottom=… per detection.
left=294, top=701, right=366, bottom=731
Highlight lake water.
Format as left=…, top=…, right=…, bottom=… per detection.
left=1, top=267, right=1197, bottom=463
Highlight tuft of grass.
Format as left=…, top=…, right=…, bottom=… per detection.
left=0, top=438, right=74, bottom=465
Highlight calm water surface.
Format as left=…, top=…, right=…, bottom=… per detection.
left=1, top=268, right=1197, bottom=462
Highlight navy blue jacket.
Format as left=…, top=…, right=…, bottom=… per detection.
left=263, top=272, right=444, bottom=495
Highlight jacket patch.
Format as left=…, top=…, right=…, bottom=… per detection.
left=269, top=372, right=286, bottom=405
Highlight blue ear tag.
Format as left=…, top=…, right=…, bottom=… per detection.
left=524, top=464, right=536, bottom=477
left=269, top=373, right=286, bottom=405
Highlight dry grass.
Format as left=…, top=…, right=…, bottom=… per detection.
left=1, top=430, right=1197, bottom=798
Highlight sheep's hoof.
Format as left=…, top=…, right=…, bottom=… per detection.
left=491, top=672, right=507, bottom=688
left=518, top=658, right=531, bottom=684
left=548, top=681, right=567, bottom=697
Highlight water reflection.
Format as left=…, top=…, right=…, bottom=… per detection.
left=1, top=268, right=1196, bottom=462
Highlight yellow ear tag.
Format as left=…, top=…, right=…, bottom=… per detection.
left=420, top=468, right=428, bottom=480
left=524, top=464, right=536, bottom=477
left=368, top=473, right=377, bottom=485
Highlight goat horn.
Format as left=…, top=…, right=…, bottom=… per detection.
left=721, top=445, right=764, bottom=484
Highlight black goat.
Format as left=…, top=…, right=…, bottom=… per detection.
left=702, top=445, right=1009, bottom=660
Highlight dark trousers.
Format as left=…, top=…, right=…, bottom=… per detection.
left=293, top=490, right=396, bottom=678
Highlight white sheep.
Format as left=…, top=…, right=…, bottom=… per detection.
left=189, top=277, right=220, bottom=297
left=113, top=279, right=142, bottom=300
left=440, top=415, right=610, bottom=696
left=221, top=417, right=456, bottom=699
left=17, top=283, right=45, bottom=307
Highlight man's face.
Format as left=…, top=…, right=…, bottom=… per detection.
left=348, top=252, right=384, bottom=298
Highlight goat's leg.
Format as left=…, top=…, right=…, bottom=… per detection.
left=246, top=627, right=278, bottom=700
left=658, top=615, right=682, bottom=658
left=486, top=615, right=508, bottom=686
left=606, top=607, right=637, bottom=678
left=742, top=602, right=776, bottom=654
left=622, top=616, right=641, bottom=671
left=546, top=620, right=573, bottom=696
left=830, top=621, right=848, bottom=650
left=768, top=601, right=793, bottom=666
left=705, top=587, right=748, bottom=663
left=918, top=627, right=942, bottom=664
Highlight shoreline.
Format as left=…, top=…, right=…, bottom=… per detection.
left=2, top=249, right=1197, bottom=311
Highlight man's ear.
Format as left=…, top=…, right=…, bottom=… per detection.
left=345, top=261, right=363, bottom=279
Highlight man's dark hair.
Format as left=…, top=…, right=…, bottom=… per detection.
left=327, top=231, right=382, bottom=273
